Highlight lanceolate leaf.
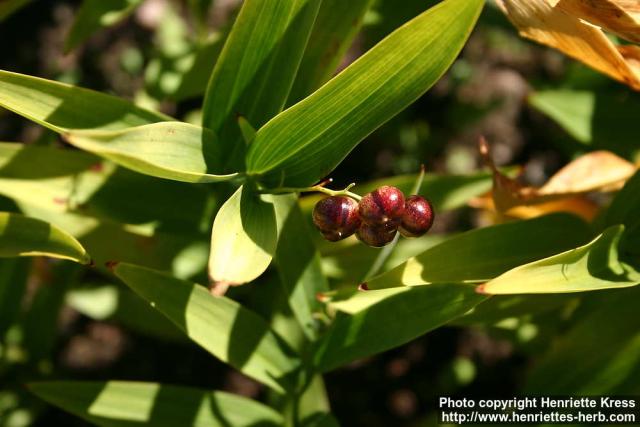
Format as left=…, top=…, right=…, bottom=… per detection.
left=529, top=90, right=640, bottom=158
left=525, top=287, right=640, bottom=394
left=0, top=212, right=91, bottom=264
left=65, top=0, right=144, bottom=53
left=65, top=123, right=238, bottom=183
left=272, top=195, right=329, bottom=340
left=315, top=284, right=487, bottom=371
left=481, top=225, right=640, bottom=294
left=202, top=0, right=322, bottom=170
left=114, top=263, right=299, bottom=392
left=365, top=213, right=591, bottom=289
left=209, top=186, right=277, bottom=285
left=29, top=381, right=283, bottom=427
left=288, top=0, right=373, bottom=104
left=246, top=0, right=484, bottom=187
left=0, top=70, right=169, bottom=132
left=605, top=169, right=640, bottom=256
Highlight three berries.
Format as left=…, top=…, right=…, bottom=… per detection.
left=312, top=186, right=434, bottom=247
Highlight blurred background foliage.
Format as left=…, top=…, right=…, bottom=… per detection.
left=0, top=0, right=638, bottom=426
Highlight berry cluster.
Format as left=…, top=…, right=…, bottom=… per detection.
left=312, top=186, right=434, bottom=247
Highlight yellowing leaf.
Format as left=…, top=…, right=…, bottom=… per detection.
left=550, top=0, right=640, bottom=44
left=478, top=138, right=637, bottom=215
left=497, top=0, right=640, bottom=90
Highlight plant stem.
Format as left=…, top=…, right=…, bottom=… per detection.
left=263, top=182, right=362, bottom=201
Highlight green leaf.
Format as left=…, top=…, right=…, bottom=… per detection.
left=525, top=287, right=640, bottom=394
left=114, top=263, right=299, bottom=392
left=209, top=185, right=277, bottom=285
left=0, top=258, right=29, bottom=335
left=315, top=283, right=486, bottom=371
left=0, top=70, right=169, bottom=132
left=272, top=195, right=329, bottom=340
left=0, top=0, right=31, bottom=21
left=201, top=0, right=322, bottom=169
left=0, top=142, right=211, bottom=233
left=528, top=90, right=640, bottom=158
left=0, top=212, right=91, bottom=264
left=604, top=170, right=640, bottom=256
left=481, top=225, right=640, bottom=295
left=65, top=0, right=144, bottom=53
left=65, top=122, right=238, bottom=183
left=288, top=0, right=373, bottom=104
left=365, top=213, right=591, bottom=289
left=246, top=0, right=484, bottom=187
left=29, top=381, right=283, bottom=426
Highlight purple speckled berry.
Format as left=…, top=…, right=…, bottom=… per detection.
left=356, top=222, right=397, bottom=248
left=399, top=195, right=434, bottom=238
left=312, top=196, right=360, bottom=241
left=358, top=186, right=405, bottom=226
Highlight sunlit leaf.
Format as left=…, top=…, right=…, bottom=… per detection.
left=0, top=212, right=91, bottom=264
left=65, top=122, right=239, bottom=183
left=246, top=0, right=484, bottom=187
left=0, top=70, right=169, bottom=132
left=315, top=283, right=487, bottom=371
left=365, top=213, right=590, bottom=289
left=114, top=263, right=299, bottom=392
left=288, top=0, right=373, bottom=104
left=209, top=186, right=277, bottom=286
left=481, top=225, right=640, bottom=294
left=65, top=0, right=145, bottom=52
left=202, top=0, right=322, bottom=170
left=30, top=381, right=283, bottom=426
left=549, top=0, right=640, bottom=44
left=497, top=0, right=640, bottom=90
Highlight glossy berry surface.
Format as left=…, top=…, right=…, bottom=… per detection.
left=399, top=195, right=434, bottom=237
left=312, top=196, right=360, bottom=241
left=358, top=186, right=405, bottom=226
left=356, top=222, right=397, bottom=248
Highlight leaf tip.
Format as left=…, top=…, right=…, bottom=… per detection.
left=475, top=283, right=489, bottom=295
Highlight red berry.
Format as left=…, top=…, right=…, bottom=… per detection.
left=356, top=222, right=397, bottom=247
left=312, top=196, right=360, bottom=241
left=399, top=195, right=434, bottom=237
left=358, top=186, right=405, bottom=226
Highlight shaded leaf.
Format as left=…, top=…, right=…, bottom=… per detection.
left=365, top=213, right=591, bottom=289
left=288, top=0, right=373, bottom=104
left=272, top=195, right=329, bottom=340
left=202, top=0, right=322, bottom=170
left=0, top=0, right=31, bottom=21
left=209, top=186, right=277, bottom=286
left=65, top=122, right=238, bottom=183
left=315, top=284, right=487, bottom=371
left=0, top=70, right=169, bottom=132
left=526, top=287, right=640, bottom=394
left=497, top=0, right=640, bottom=90
left=604, top=169, right=640, bottom=255
left=481, top=225, right=640, bottom=294
left=0, top=258, right=29, bottom=335
left=30, top=381, right=283, bottom=426
left=529, top=89, right=640, bottom=158
left=0, top=212, right=90, bottom=264
left=65, top=0, right=144, bottom=53
left=246, top=0, right=484, bottom=187
left=114, top=263, right=299, bottom=392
